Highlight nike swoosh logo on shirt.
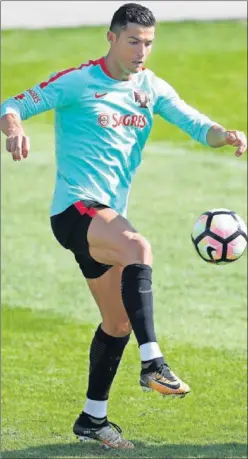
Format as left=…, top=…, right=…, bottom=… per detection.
left=95, top=92, right=107, bottom=98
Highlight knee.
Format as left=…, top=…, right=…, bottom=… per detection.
left=103, top=320, right=132, bottom=338
left=121, top=233, right=153, bottom=266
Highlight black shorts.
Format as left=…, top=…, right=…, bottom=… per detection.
left=50, top=200, right=113, bottom=279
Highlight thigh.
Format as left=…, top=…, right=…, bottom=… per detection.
left=87, top=264, right=132, bottom=337
left=51, top=201, right=113, bottom=279
left=51, top=200, right=149, bottom=276
left=87, top=207, right=142, bottom=266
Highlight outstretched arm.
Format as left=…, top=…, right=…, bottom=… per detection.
left=0, top=66, right=84, bottom=161
left=154, top=76, right=247, bottom=156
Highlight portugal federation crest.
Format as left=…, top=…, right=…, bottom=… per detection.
left=134, top=90, right=150, bottom=109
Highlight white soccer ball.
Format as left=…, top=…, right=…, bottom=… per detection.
left=191, top=208, right=247, bottom=264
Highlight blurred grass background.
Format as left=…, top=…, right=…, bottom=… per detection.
left=1, top=20, right=247, bottom=458
left=2, top=20, right=247, bottom=143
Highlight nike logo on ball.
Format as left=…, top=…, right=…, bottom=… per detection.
left=206, top=246, right=216, bottom=261
left=95, top=92, right=107, bottom=98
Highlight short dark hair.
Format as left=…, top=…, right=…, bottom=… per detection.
left=110, top=3, right=156, bottom=33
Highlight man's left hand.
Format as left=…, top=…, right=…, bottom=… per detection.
left=225, top=130, right=247, bottom=157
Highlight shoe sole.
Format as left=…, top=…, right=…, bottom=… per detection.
left=76, top=434, right=133, bottom=450
left=141, top=384, right=190, bottom=398
left=76, top=434, right=111, bottom=449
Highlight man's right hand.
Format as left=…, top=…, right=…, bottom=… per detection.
left=0, top=114, right=30, bottom=161
left=6, top=133, right=30, bottom=161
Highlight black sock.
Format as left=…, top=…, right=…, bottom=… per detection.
left=141, top=356, right=165, bottom=373
left=76, top=412, right=108, bottom=428
left=86, top=324, right=130, bottom=401
left=121, top=264, right=162, bottom=348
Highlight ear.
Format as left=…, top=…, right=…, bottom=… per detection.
left=107, top=30, right=116, bottom=44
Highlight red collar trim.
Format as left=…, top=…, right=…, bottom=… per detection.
left=98, top=56, right=146, bottom=80
left=99, top=57, right=117, bottom=80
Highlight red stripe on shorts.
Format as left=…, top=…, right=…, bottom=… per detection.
left=74, top=201, right=97, bottom=217
left=87, top=207, right=97, bottom=217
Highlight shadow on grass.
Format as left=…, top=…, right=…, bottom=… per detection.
left=1, top=441, right=247, bottom=458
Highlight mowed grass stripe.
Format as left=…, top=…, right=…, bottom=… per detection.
left=2, top=306, right=247, bottom=458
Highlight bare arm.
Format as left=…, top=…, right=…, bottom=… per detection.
left=0, top=113, right=30, bottom=161
left=1, top=113, right=24, bottom=136
left=206, top=124, right=247, bottom=157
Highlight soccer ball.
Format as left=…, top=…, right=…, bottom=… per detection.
left=191, top=209, right=247, bottom=264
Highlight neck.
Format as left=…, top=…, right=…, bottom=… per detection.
left=104, top=53, right=131, bottom=81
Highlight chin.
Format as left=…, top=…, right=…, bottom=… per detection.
left=129, top=65, right=141, bottom=74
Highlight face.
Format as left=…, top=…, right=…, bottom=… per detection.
left=108, top=23, right=155, bottom=74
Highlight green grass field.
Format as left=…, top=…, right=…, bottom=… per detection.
left=1, top=20, right=247, bottom=458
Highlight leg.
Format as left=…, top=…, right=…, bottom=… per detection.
left=74, top=265, right=133, bottom=449
left=51, top=203, right=189, bottom=399
left=87, top=264, right=131, bottom=337
left=84, top=264, right=132, bottom=408
left=86, top=207, right=190, bottom=397
left=51, top=205, right=133, bottom=448
left=51, top=202, right=189, bottom=450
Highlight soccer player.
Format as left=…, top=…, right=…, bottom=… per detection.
left=1, top=2, right=247, bottom=450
